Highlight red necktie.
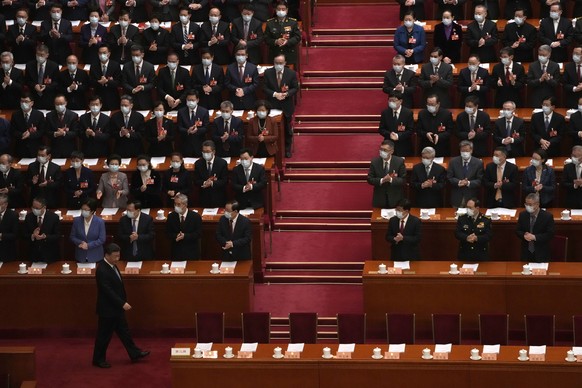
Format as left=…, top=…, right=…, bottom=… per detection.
left=399, top=220, right=404, bottom=234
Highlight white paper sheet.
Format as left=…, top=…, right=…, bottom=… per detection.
left=420, top=208, right=436, bottom=215
left=141, top=209, right=150, bottom=214
left=572, top=347, right=582, bottom=355
left=72, top=110, right=88, bottom=116
left=202, top=208, right=219, bottom=216
left=528, top=262, right=549, bottom=270
left=388, top=344, right=406, bottom=353
left=529, top=345, right=546, bottom=354
left=222, top=157, right=231, bottom=164
left=220, top=261, right=237, bottom=269
left=66, top=210, right=82, bottom=217
left=166, top=111, right=178, bottom=117
left=482, top=344, right=500, bottom=353
left=171, top=261, right=187, bottom=269
left=232, top=110, right=244, bottom=117
left=100, top=208, right=119, bottom=216
left=71, top=20, right=81, bottom=27
left=253, top=158, right=267, bottom=165
left=51, top=158, right=67, bottom=166
left=126, top=261, right=143, bottom=269
left=394, top=261, right=410, bottom=270
left=32, top=21, right=42, bottom=27
left=78, top=263, right=96, bottom=269
left=506, top=158, right=516, bottom=165
left=571, top=210, right=582, bottom=216
left=435, top=344, right=452, bottom=353
left=381, top=209, right=396, bottom=219
left=14, top=64, right=26, bottom=70
left=150, top=157, right=166, bottom=165
left=485, top=208, right=517, bottom=217
left=433, top=157, right=444, bottom=164
left=18, top=158, right=36, bottom=165
left=195, top=343, right=213, bottom=351
left=121, top=158, right=132, bottom=165
left=240, top=343, right=258, bottom=352
left=137, top=110, right=150, bottom=117
left=269, top=109, right=283, bottom=117
left=240, top=209, right=254, bottom=216
left=30, top=262, right=48, bottom=269
left=183, top=158, right=199, bottom=164
left=461, top=264, right=479, bottom=271
left=532, top=108, right=543, bottom=114
left=180, top=65, right=191, bottom=72
left=286, top=343, right=304, bottom=352
left=456, top=208, right=467, bottom=215
left=338, top=343, right=355, bottom=353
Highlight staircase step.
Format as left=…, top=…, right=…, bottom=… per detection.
left=264, top=273, right=363, bottom=284
left=266, top=261, right=364, bottom=271
left=301, top=76, right=382, bottom=89
left=286, top=161, right=371, bottom=169
left=303, top=69, right=385, bottom=78
left=313, top=27, right=392, bottom=36
left=274, top=219, right=370, bottom=231
left=276, top=210, right=371, bottom=218
left=311, top=35, right=393, bottom=47
left=294, top=121, right=378, bottom=134
left=283, top=171, right=367, bottom=181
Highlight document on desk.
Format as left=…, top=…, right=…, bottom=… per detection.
left=388, top=344, right=406, bottom=353
left=529, top=345, right=546, bottom=354
left=100, top=208, right=119, bottom=216
left=338, top=344, right=355, bottom=353
left=393, top=261, right=410, bottom=270
left=435, top=344, right=452, bottom=353
left=482, top=344, right=500, bottom=353
left=572, top=347, right=582, bottom=356
left=30, top=262, right=48, bottom=269
left=83, top=158, right=99, bottom=166
left=220, top=262, right=237, bottom=269
left=240, top=209, right=254, bottom=216
left=19, top=158, right=36, bottom=166
left=126, top=262, right=143, bottom=269
left=240, top=343, right=258, bottom=352
left=66, top=210, right=82, bottom=217
left=141, top=209, right=150, bottom=215
left=183, top=158, right=199, bottom=164
left=485, top=208, right=517, bottom=217
left=253, top=158, right=267, bottom=165
left=195, top=343, right=213, bottom=351
left=420, top=208, right=436, bottom=215
left=222, top=157, right=231, bottom=164
left=269, top=109, right=283, bottom=117
left=78, top=263, right=96, bottom=269
left=52, top=158, right=67, bottom=166
left=121, top=158, right=132, bottom=166
left=170, top=261, right=187, bottom=269
left=381, top=209, right=396, bottom=219
left=571, top=210, right=582, bottom=216
left=202, top=208, right=219, bottom=216
left=287, top=343, right=304, bottom=352
left=462, top=264, right=479, bottom=271
left=150, top=157, right=166, bottom=166
left=433, top=157, right=444, bottom=164
left=528, top=263, right=549, bottom=270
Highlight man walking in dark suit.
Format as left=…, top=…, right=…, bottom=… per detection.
left=231, top=4, right=265, bottom=64
left=383, top=55, right=417, bottom=109
left=530, top=96, right=565, bottom=157
left=378, top=91, right=415, bottom=157
left=367, top=140, right=406, bottom=208
left=216, top=201, right=252, bottom=261
left=177, top=90, right=209, bottom=157
left=199, top=7, right=232, bottom=65
left=447, top=140, right=484, bottom=208
left=194, top=140, right=228, bottom=208
left=455, top=198, right=492, bottom=261
left=263, top=55, right=298, bottom=158
left=483, top=147, right=519, bottom=208
left=419, top=48, right=453, bottom=109
left=465, top=5, right=498, bottom=63
left=192, top=50, right=225, bottom=110
left=516, top=193, right=555, bottom=262
left=0, top=193, right=19, bottom=262
left=225, top=46, right=259, bottom=110
left=491, top=47, right=526, bottom=108
left=157, top=53, right=191, bottom=111
left=538, top=3, right=573, bottom=63
left=121, top=45, right=156, bottom=111
left=456, top=95, right=490, bottom=158
left=493, top=101, right=526, bottom=157
left=166, top=194, right=202, bottom=260
left=27, top=146, right=62, bottom=209
left=386, top=199, right=422, bottom=261
left=118, top=201, right=155, bottom=261
left=411, top=146, right=446, bottom=208
left=92, top=243, right=150, bottom=369
left=526, top=45, right=560, bottom=108
left=231, top=148, right=267, bottom=209
left=39, top=4, right=73, bottom=65
left=562, top=145, right=582, bottom=209
left=90, top=46, right=122, bottom=111
left=23, top=197, right=61, bottom=263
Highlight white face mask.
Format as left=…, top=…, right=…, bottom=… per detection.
left=67, top=64, right=77, bottom=72
left=257, top=111, right=267, bottom=119
left=137, top=165, right=149, bottom=172
left=32, top=208, right=42, bottom=217
left=501, top=57, right=510, bottom=66
left=221, top=112, right=231, bottom=120
left=51, top=12, right=61, bottom=21
left=574, top=55, right=582, bottom=63
left=36, top=56, right=47, bottom=64
left=427, top=105, right=437, bottom=114
left=180, top=15, right=189, bottom=24
left=0, top=164, right=9, bottom=173
left=99, top=53, right=109, bottom=62
left=174, top=205, right=183, bottom=215
left=530, top=159, right=541, bottom=167
left=37, top=156, right=47, bottom=164
left=236, top=55, right=246, bottom=64
left=550, top=11, right=559, bottom=20
left=274, top=64, right=285, bottom=72
left=171, top=161, right=182, bottom=169
left=167, top=62, right=178, bottom=71
left=442, top=18, right=452, bottom=26
left=90, top=16, right=99, bottom=24
left=17, top=17, right=27, bottom=26
left=72, top=161, right=82, bottom=169
left=429, top=57, right=440, bottom=66
left=525, top=205, right=536, bottom=214
left=202, top=152, right=213, bottom=161
left=492, top=155, right=501, bottom=165
left=578, top=105, right=582, bottom=112
left=388, top=101, right=398, bottom=110
left=503, top=110, right=513, bottom=119
left=514, top=16, right=524, bottom=25
left=474, top=14, right=484, bottom=23
left=126, top=210, right=136, bottom=219
left=186, top=100, right=197, bottom=109
left=571, top=156, right=580, bottom=165
left=120, top=106, right=130, bottom=115
left=109, top=164, right=120, bottom=172
left=276, top=10, right=287, bottom=18
left=395, top=210, right=404, bottom=219
left=466, top=208, right=476, bottom=217
left=422, top=158, right=432, bottom=167
left=55, top=104, right=66, bottom=114
left=465, top=106, right=474, bottom=115
left=209, top=16, right=220, bottom=24
left=119, top=20, right=129, bottom=28
left=460, top=151, right=472, bottom=160
left=202, top=58, right=212, bottom=66
left=379, top=150, right=389, bottom=159
left=392, top=65, right=403, bottom=73
left=542, top=106, right=552, bottom=114
left=224, top=211, right=232, bottom=220
left=241, top=159, right=252, bottom=169
left=403, top=20, right=414, bottom=28
left=81, top=210, right=92, bottom=218
left=468, top=64, right=478, bottom=72
left=154, top=110, right=164, bottom=118
left=90, top=105, right=101, bottom=114
left=132, top=56, right=142, bottom=65
left=21, top=103, right=30, bottom=112
left=538, top=55, right=548, bottom=64
left=242, top=14, right=252, bottom=22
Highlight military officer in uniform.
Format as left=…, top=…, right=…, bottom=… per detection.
left=264, top=1, right=302, bottom=67
left=454, top=198, right=492, bottom=261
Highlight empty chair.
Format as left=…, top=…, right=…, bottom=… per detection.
left=573, top=316, right=582, bottom=346
left=195, top=312, right=225, bottom=343
left=337, top=313, right=366, bottom=344
left=386, top=313, right=415, bottom=344
left=551, top=235, right=568, bottom=261
left=242, top=312, right=271, bottom=343
left=432, top=314, right=462, bottom=345
left=525, top=315, right=555, bottom=346
left=479, top=314, right=509, bottom=345
left=289, top=313, right=318, bottom=344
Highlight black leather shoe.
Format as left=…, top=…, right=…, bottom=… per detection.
left=131, top=350, right=150, bottom=362
left=285, top=150, right=292, bottom=158
left=93, top=361, right=111, bottom=368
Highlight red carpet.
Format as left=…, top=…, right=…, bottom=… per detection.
left=278, top=182, right=372, bottom=210
left=296, top=89, right=387, bottom=115
left=314, top=4, right=399, bottom=29
left=302, top=47, right=396, bottom=71
left=292, top=134, right=380, bottom=161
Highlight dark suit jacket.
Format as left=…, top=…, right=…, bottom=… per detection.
left=156, top=66, right=191, bottom=110
left=491, top=62, right=526, bottom=107
left=447, top=156, right=484, bottom=208
left=7, top=23, right=38, bottom=64
left=367, top=156, right=406, bottom=208
left=433, top=22, right=463, bottom=64
left=121, top=60, right=156, bottom=110
left=455, top=110, right=491, bottom=157
left=0, top=168, right=24, bottom=208
left=130, top=169, right=163, bottom=208
left=95, top=259, right=127, bottom=317
left=64, top=166, right=96, bottom=209
left=106, top=24, right=140, bottom=64
left=264, top=17, right=302, bottom=65
left=193, top=157, right=228, bottom=208
left=192, top=63, right=225, bottom=110
left=472, top=0, right=499, bottom=18
left=433, top=0, right=467, bottom=20
left=79, top=23, right=108, bottom=64
left=170, top=22, right=201, bottom=65
left=79, top=112, right=111, bottom=158
left=110, top=111, right=145, bottom=157
left=118, top=213, right=155, bottom=261
left=118, top=0, right=148, bottom=21
left=23, top=210, right=61, bottom=263
left=27, top=161, right=62, bottom=208
left=386, top=214, right=422, bottom=261
left=45, top=109, right=79, bottom=158
left=58, top=68, right=90, bottom=110
left=530, top=111, right=565, bottom=157
left=216, top=214, right=252, bottom=260
left=378, top=106, right=415, bottom=156
left=516, top=209, right=555, bottom=262
left=569, top=111, right=582, bottom=146
left=199, top=21, right=232, bottom=65
left=562, top=62, right=582, bottom=108
left=39, top=19, right=73, bottom=65
left=10, top=109, right=46, bottom=158
left=457, top=67, right=490, bottom=108
left=231, top=17, right=265, bottom=64
left=0, top=118, right=9, bottom=155
left=504, top=0, right=532, bottom=19
left=25, top=59, right=60, bottom=110
left=493, top=116, right=526, bottom=157
left=483, top=161, right=519, bottom=208
left=465, top=20, right=498, bottom=63
left=146, top=117, right=175, bottom=157
left=398, top=0, right=424, bottom=19
left=166, top=209, right=202, bottom=260
left=89, top=60, right=121, bottom=110
left=419, top=62, right=454, bottom=108
left=0, top=67, right=24, bottom=109
left=522, top=165, right=556, bottom=207
left=231, top=162, right=267, bottom=209
left=393, top=24, right=426, bottom=64
left=0, top=209, right=19, bottom=261
left=142, top=27, right=171, bottom=65
left=455, top=213, right=492, bottom=261
left=502, top=21, right=537, bottom=63
left=526, top=60, right=560, bottom=107
left=224, top=61, right=259, bottom=110
left=162, top=167, right=191, bottom=205
left=417, top=108, right=454, bottom=157
left=382, top=68, right=417, bottom=109
left=212, top=115, right=244, bottom=157
left=562, top=162, right=582, bottom=209
left=411, top=161, right=446, bottom=208
left=538, top=17, right=573, bottom=62
left=177, top=105, right=209, bottom=157
left=263, top=66, right=299, bottom=117
left=246, top=116, right=279, bottom=157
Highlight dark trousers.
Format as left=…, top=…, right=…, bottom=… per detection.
left=92, top=314, right=140, bottom=362
left=283, top=113, right=293, bottom=152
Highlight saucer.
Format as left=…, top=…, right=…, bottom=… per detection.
left=223, top=354, right=234, bottom=359
left=272, top=354, right=284, bottom=359
left=210, top=270, right=220, bottom=274
left=61, top=270, right=72, bottom=274
left=521, top=271, right=532, bottom=276
left=17, top=270, right=27, bottom=274
left=449, top=271, right=460, bottom=275
left=422, top=355, right=433, bottom=360
left=561, top=217, right=571, bottom=221
left=322, top=355, right=333, bottom=359
left=491, top=217, right=500, bottom=221
left=470, top=356, right=482, bottom=361
left=160, top=270, right=171, bottom=274
left=371, top=354, right=383, bottom=359
left=156, top=217, right=166, bottom=220
left=420, top=216, right=430, bottom=220
left=193, top=354, right=203, bottom=359
left=378, top=270, right=388, bottom=275
left=565, top=357, right=577, bottom=363
left=518, top=357, right=529, bottom=361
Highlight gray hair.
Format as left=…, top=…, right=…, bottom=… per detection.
left=538, top=44, right=552, bottom=53
left=572, top=145, right=582, bottom=153
left=459, top=140, right=473, bottom=149
left=0, top=52, right=13, bottom=62
left=503, top=101, right=516, bottom=109
left=525, top=193, right=540, bottom=204
left=421, top=147, right=436, bottom=157
left=220, top=100, right=233, bottom=110
left=174, top=193, right=188, bottom=206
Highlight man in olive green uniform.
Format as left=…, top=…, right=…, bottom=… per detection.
left=264, top=1, right=302, bottom=67
left=454, top=198, right=492, bottom=261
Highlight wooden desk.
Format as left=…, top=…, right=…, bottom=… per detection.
left=363, top=261, right=582, bottom=338
left=0, top=347, right=35, bottom=388
left=0, top=260, right=252, bottom=333
left=371, top=207, right=582, bottom=261
left=171, top=343, right=582, bottom=388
